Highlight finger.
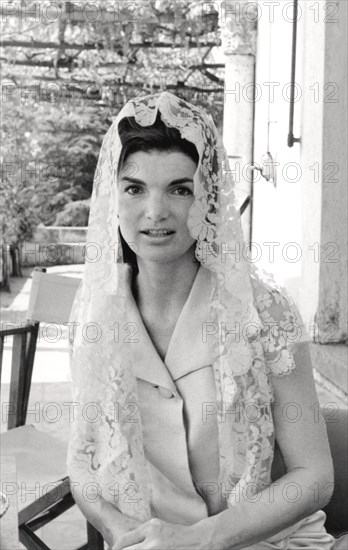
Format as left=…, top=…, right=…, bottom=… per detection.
left=112, top=529, right=145, bottom=550
left=112, top=542, right=145, bottom=550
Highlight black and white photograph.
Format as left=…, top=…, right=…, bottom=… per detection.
left=0, top=1, right=347, bottom=549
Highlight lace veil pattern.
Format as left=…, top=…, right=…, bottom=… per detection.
left=67, top=92, right=306, bottom=520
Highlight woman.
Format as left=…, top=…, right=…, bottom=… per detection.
left=68, top=92, right=335, bottom=549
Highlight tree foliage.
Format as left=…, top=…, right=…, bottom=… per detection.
left=1, top=93, right=113, bottom=232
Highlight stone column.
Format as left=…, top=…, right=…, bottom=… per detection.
left=300, top=0, right=347, bottom=345
left=299, top=0, right=347, bottom=404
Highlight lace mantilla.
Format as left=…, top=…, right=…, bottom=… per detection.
left=67, top=92, right=307, bottom=519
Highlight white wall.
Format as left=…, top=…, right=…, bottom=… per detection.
left=254, top=0, right=347, bottom=343
left=253, top=0, right=304, bottom=299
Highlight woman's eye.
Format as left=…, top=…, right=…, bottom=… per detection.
left=125, top=185, right=142, bottom=195
left=172, top=187, right=193, bottom=196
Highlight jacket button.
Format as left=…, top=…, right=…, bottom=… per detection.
left=158, top=386, right=174, bottom=399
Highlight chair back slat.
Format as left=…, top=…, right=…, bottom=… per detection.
left=27, top=271, right=81, bottom=324
left=20, top=323, right=40, bottom=426
left=8, top=333, right=27, bottom=430
left=0, top=324, right=40, bottom=429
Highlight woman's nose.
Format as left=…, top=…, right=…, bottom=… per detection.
left=145, top=193, right=169, bottom=221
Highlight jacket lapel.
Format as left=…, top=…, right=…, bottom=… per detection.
left=165, top=266, right=217, bottom=381
left=126, top=265, right=216, bottom=390
left=126, top=286, right=177, bottom=393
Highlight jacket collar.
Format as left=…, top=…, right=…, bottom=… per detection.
left=165, top=265, right=216, bottom=381
left=126, top=265, right=216, bottom=391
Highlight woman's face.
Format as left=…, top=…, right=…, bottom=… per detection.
left=118, top=150, right=197, bottom=265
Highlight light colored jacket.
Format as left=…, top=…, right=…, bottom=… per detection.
left=126, top=265, right=333, bottom=549
left=127, top=265, right=219, bottom=523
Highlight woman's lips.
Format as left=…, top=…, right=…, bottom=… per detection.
left=140, top=229, right=175, bottom=237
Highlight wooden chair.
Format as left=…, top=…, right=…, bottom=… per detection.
left=0, top=267, right=103, bottom=549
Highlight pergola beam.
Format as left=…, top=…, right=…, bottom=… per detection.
left=1, top=56, right=224, bottom=72
left=1, top=39, right=220, bottom=50
left=2, top=74, right=224, bottom=98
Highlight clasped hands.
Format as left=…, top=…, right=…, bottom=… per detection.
left=111, top=517, right=209, bottom=550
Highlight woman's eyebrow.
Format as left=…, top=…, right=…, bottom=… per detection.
left=120, top=176, right=194, bottom=185
left=167, top=177, right=194, bottom=186
left=120, top=176, right=146, bottom=185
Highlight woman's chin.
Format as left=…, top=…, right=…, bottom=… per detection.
left=136, top=248, right=196, bottom=267
left=137, top=252, right=180, bottom=265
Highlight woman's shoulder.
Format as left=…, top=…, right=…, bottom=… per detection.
left=249, top=264, right=300, bottom=322
left=248, top=264, right=308, bottom=377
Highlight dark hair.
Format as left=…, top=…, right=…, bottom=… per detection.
left=117, top=112, right=199, bottom=276
left=117, top=112, right=199, bottom=174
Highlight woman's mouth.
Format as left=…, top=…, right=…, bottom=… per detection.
left=141, top=229, right=175, bottom=237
